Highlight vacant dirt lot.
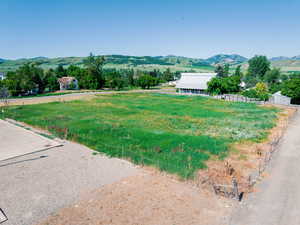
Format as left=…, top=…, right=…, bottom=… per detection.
left=38, top=170, right=233, bottom=225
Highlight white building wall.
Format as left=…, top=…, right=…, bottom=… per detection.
left=270, top=92, right=291, bottom=105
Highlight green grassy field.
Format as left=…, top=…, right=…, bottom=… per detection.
left=1, top=93, right=279, bottom=178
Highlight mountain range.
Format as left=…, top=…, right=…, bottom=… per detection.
left=1, top=54, right=300, bottom=73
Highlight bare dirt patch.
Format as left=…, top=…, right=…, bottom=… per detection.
left=1, top=95, right=95, bottom=107
left=38, top=171, right=233, bottom=225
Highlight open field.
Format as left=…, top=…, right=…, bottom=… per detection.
left=1, top=93, right=279, bottom=178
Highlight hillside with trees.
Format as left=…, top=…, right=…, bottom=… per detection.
left=2, top=54, right=300, bottom=74
left=207, top=55, right=300, bottom=103
left=0, top=54, right=180, bottom=97
left=0, top=54, right=249, bottom=73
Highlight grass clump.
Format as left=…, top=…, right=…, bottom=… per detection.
left=1, top=93, right=279, bottom=178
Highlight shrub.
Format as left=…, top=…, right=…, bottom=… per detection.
left=281, top=77, right=300, bottom=99
left=207, top=75, right=241, bottom=95
left=68, top=82, right=77, bottom=90
left=137, top=74, right=158, bottom=89
left=242, top=82, right=270, bottom=101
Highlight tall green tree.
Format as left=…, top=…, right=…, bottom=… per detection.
left=3, top=64, right=46, bottom=95
left=106, top=71, right=125, bottom=90
left=207, top=75, right=241, bottom=95
left=264, top=68, right=282, bottom=93
left=215, top=65, right=225, bottom=77
left=83, top=53, right=106, bottom=89
left=215, top=64, right=229, bottom=77
left=162, top=68, right=174, bottom=81
left=264, top=68, right=281, bottom=85
left=55, top=65, right=66, bottom=78
left=223, top=64, right=230, bottom=77
left=45, top=69, right=59, bottom=91
left=234, top=65, right=243, bottom=77
left=127, top=69, right=135, bottom=86
left=137, top=74, right=158, bottom=89
left=281, top=77, right=300, bottom=99
left=248, top=55, right=270, bottom=79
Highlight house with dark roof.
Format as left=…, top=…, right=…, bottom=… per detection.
left=58, top=77, right=79, bottom=90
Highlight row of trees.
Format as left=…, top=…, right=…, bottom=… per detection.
left=207, top=65, right=243, bottom=95
left=0, top=54, right=179, bottom=96
left=207, top=55, right=300, bottom=102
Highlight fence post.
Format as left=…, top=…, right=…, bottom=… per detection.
left=248, top=175, right=252, bottom=188
left=232, top=178, right=239, bottom=200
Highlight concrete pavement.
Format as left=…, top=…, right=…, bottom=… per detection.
left=0, top=120, right=61, bottom=161
left=0, top=122, right=139, bottom=225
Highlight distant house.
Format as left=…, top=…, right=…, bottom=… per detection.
left=58, top=77, right=79, bottom=90
left=0, top=72, right=6, bottom=81
left=175, top=73, right=217, bottom=94
left=269, top=91, right=291, bottom=105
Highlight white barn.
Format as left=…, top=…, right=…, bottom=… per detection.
left=176, top=73, right=217, bottom=94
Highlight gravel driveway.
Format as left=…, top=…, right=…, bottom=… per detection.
left=0, top=122, right=139, bottom=225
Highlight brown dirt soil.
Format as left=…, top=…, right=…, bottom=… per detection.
left=0, top=89, right=163, bottom=107
left=38, top=171, right=233, bottom=225
left=0, top=95, right=95, bottom=106
left=195, top=105, right=297, bottom=194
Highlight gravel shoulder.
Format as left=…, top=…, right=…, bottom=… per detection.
left=230, top=108, right=300, bottom=225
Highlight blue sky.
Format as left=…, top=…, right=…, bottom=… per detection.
left=1, top=0, right=299, bottom=59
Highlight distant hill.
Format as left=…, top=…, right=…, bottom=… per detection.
left=270, top=55, right=300, bottom=61
left=267, top=55, right=300, bottom=72
left=292, top=55, right=300, bottom=60
left=206, top=54, right=248, bottom=65
left=0, top=55, right=215, bottom=72
left=271, top=59, right=300, bottom=72
left=270, top=56, right=291, bottom=61
left=1, top=54, right=300, bottom=73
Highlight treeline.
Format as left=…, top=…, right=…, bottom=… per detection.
left=207, top=55, right=300, bottom=101
left=0, top=54, right=179, bottom=96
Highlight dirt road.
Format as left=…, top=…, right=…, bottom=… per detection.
left=1, top=89, right=170, bottom=106
left=230, top=109, right=300, bottom=225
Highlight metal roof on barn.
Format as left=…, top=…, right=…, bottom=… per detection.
left=176, top=73, right=217, bottom=90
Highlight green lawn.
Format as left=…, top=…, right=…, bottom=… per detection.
left=1, top=93, right=279, bottom=178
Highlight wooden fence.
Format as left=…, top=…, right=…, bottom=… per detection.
left=212, top=94, right=267, bottom=104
